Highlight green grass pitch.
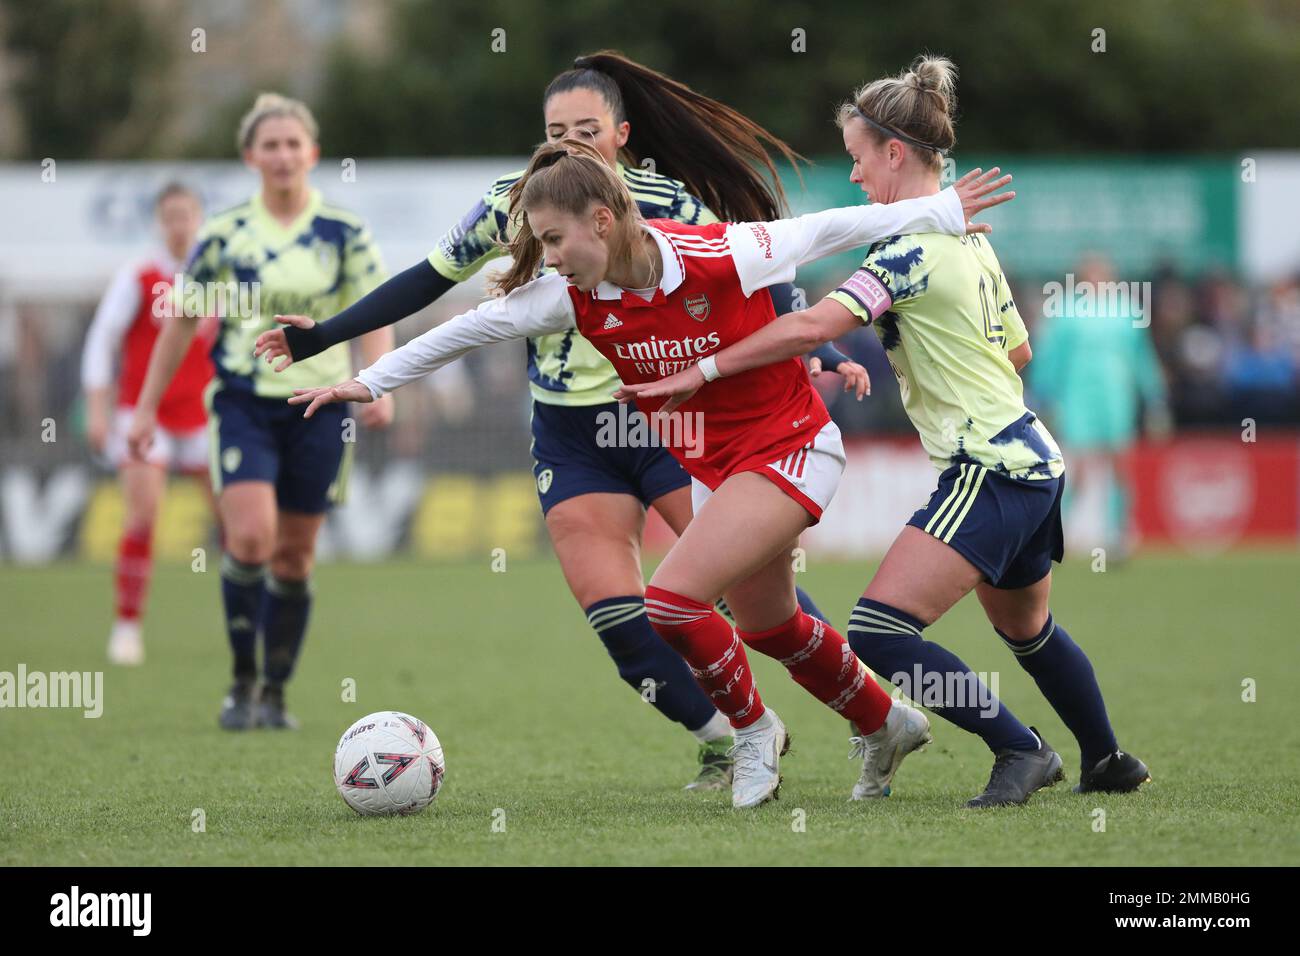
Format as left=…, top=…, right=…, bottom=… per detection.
left=2, top=551, right=1297, bottom=866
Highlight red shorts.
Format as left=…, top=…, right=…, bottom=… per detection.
left=108, top=406, right=208, bottom=473
left=690, top=420, right=846, bottom=523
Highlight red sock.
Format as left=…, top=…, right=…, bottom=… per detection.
left=741, top=610, right=891, bottom=733
left=644, top=586, right=764, bottom=729
left=115, top=526, right=153, bottom=622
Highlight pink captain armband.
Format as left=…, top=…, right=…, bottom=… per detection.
left=836, top=268, right=894, bottom=321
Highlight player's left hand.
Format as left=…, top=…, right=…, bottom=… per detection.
left=254, top=314, right=315, bottom=372
left=810, top=356, right=871, bottom=400
left=357, top=392, right=394, bottom=429
left=953, top=166, right=1015, bottom=234
left=613, top=364, right=705, bottom=416
left=288, top=378, right=374, bottom=419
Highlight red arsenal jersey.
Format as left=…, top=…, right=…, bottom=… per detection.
left=83, top=258, right=217, bottom=430
left=568, top=220, right=830, bottom=489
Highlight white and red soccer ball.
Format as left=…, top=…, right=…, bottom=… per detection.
left=333, top=711, right=445, bottom=816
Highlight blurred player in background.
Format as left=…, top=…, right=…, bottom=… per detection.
left=128, top=94, right=394, bottom=730
left=81, top=182, right=218, bottom=666
left=287, top=139, right=1011, bottom=807
left=255, top=52, right=867, bottom=791
left=631, top=57, right=1151, bottom=807
left=1030, top=253, right=1170, bottom=559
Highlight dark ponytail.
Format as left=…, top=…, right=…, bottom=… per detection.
left=545, top=50, right=804, bottom=222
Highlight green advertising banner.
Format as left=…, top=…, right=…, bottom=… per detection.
left=783, top=156, right=1239, bottom=294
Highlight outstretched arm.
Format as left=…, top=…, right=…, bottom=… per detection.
left=614, top=297, right=860, bottom=413
left=262, top=175, right=517, bottom=367
left=256, top=260, right=457, bottom=370
left=766, top=279, right=864, bottom=392
left=726, top=168, right=1013, bottom=297
left=289, top=273, right=575, bottom=418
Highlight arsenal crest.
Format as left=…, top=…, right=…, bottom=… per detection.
left=684, top=293, right=711, bottom=321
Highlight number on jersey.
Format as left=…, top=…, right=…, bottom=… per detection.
left=979, top=274, right=1006, bottom=348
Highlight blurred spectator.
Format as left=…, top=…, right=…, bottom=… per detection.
left=1259, top=275, right=1300, bottom=366
left=1223, top=318, right=1297, bottom=422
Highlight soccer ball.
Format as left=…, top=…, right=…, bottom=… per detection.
left=333, top=711, right=445, bottom=816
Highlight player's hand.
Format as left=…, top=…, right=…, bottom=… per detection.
left=614, top=364, right=705, bottom=416
left=254, top=314, right=315, bottom=372
left=953, top=167, right=1015, bottom=234
left=824, top=359, right=871, bottom=400
left=126, top=408, right=157, bottom=461
left=357, top=392, right=394, bottom=429
left=288, top=379, right=374, bottom=419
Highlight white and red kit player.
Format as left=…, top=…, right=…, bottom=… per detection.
left=288, top=141, right=1012, bottom=807
left=81, top=183, right=218, bottom=665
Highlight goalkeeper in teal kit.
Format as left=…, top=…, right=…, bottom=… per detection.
left=1029, top=255, right=1169, bottom=557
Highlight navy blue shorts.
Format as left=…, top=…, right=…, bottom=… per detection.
left=529, top=400, right=691, bottom=514
left=208, top=385, right=352, bottom=515
left=907, top=462, right=1065, bottom=590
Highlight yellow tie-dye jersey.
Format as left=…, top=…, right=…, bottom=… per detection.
left=428, top=162, right=719, bottom=406
left=184, top=189, right=386, bottom=399
left=827, top=231, right=1064, bottom=480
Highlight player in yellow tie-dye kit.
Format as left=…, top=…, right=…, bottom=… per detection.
left=830, top=231, right=1064, bottom=483
left=190, top=189, right=385, bottom=401
left=630, top=56, right=1150, bottom=807
left=129, top=93, right=392, bottom=734
left=822, top=59, right=1147, bottom=806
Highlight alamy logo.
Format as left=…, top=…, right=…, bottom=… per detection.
left=49, top=886, right=151, bottom=936
left=152, top=272, right=260, bottom=324
left=594, top=402, right=704, bottom=459
left=1042, top=274, right=1151, bottom=328
left=891, top=665, right=1000, bottom=717
left=0, top=665, right=103, bottom=718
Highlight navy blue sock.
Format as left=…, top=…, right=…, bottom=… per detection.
left=220, top=553, right=263, bottom=681
left=847, top=597, right=1039, bottom=752
left=261, top=575, right=312, bottom=687
left=998, top=615, right=1118, bottom=767
left=587, top=596, right=719, bottom=733
left=794, top=587, right=829, bottom=624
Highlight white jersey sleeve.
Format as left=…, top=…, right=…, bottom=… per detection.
left=81, top=263, right=142, bottom=390
left=724, top=187, right=964, bottom=297
left=356, top=272, right=576, bottom=398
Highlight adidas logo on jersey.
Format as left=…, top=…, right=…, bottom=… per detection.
left=603, top=314, right=623, bottom=329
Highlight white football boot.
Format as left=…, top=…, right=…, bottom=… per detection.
left=107, top=619, right=145, bottom=666
left=728, top=709, right=789, bottom=809
left=849, top=700, right=931, bottom=799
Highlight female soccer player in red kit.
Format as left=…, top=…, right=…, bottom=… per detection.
left=81, top=182, right=218, bottom=665
left=289, top=138, right=1013, bottom=807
